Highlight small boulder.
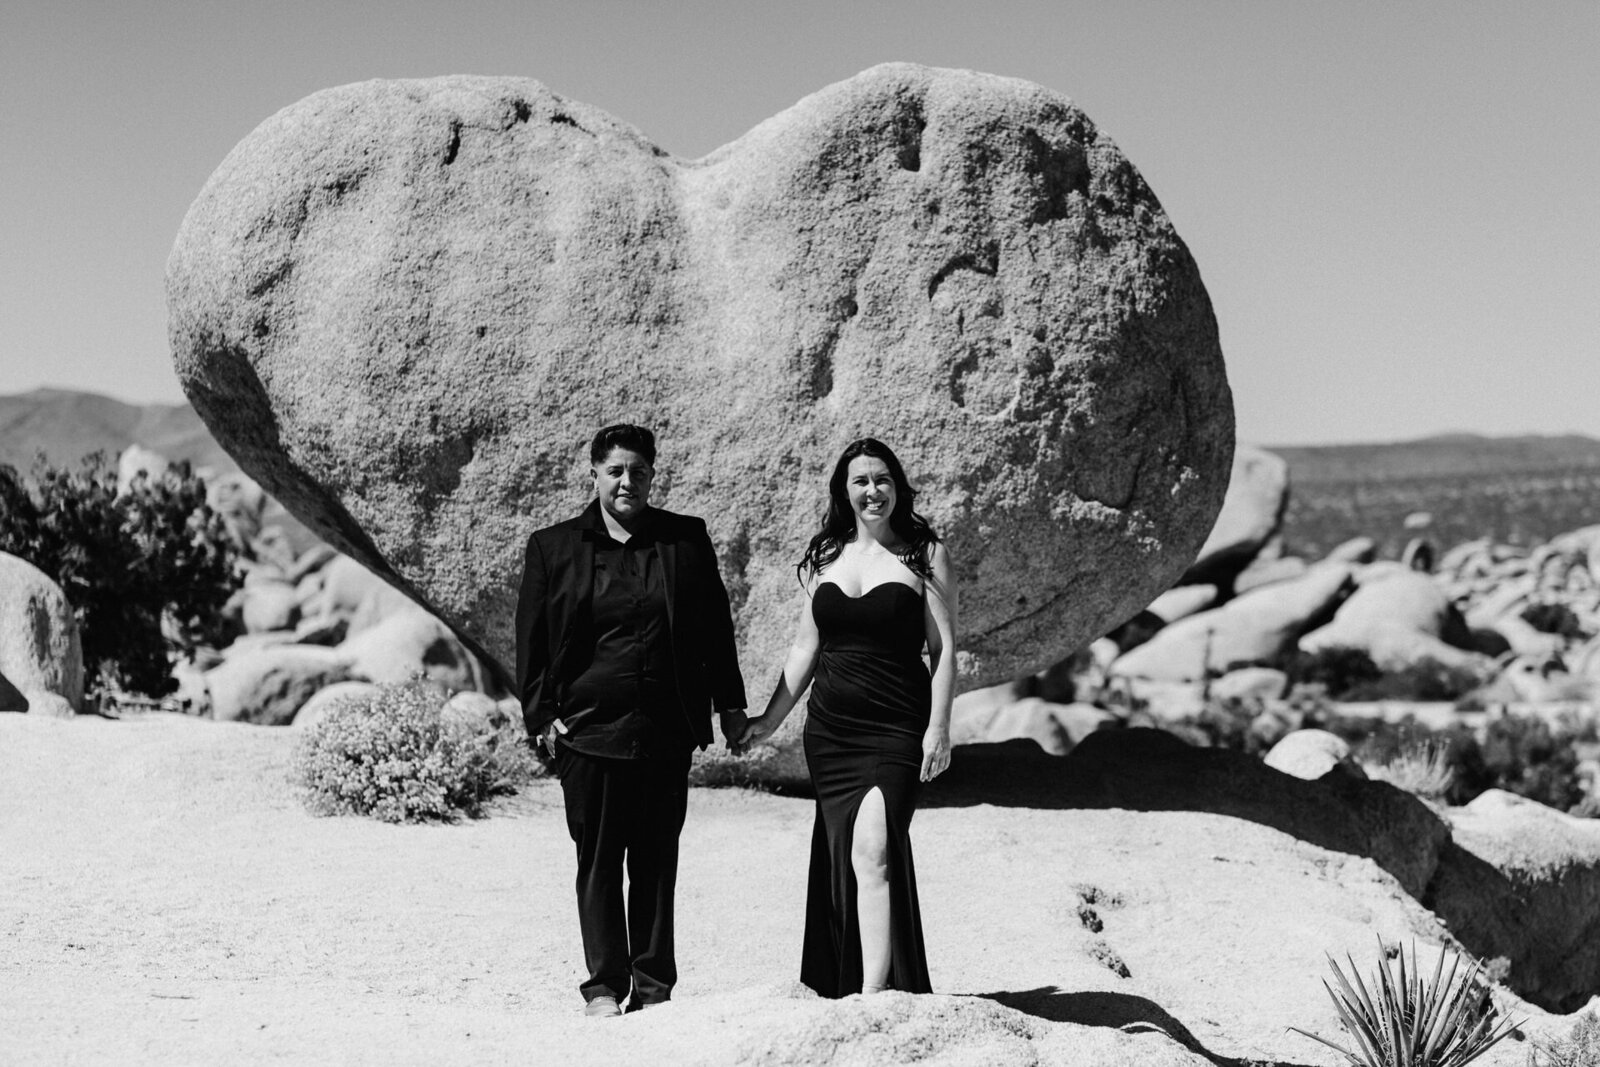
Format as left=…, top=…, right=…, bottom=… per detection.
left=221, top=631, right=300, bottom=660
left=169, top=660, right=211, bottom=715
left=240, top=580, right=300, bottom=634
left=338, top=608, right=487, bottom=693
left=1264, top=729, right=1365, bottom=781
left=311, top=554, right=415, bottom=636
left=206, top=645, right=352, bottom=725
left=292, top=613, right=348, bottom=646
left=285, top=543, right=338, bottom=584
left=250, top=525, right=299, bottom=574
left=1182, top=444, right=1289, bottom=588
left=1492, top=613, right=1568, bottom=658
left=1324, top=537, right=1377, bottom=564
left=1209, top=667, right=1287, bottom=705
left=440, top=690, right=509, bottom=736
left=116, top=444, right=171, bottom=495
left=1144, top=584, right=1217, bottom=625
left=1231, top=555, right=1308, bottom=595
left=1400, top=537, right=1436, bottom=573
left=205, top=470, right=268, bottom=549
left=1573, top=636, right=1600, bottom=683
left=291, top=680, right=379, bottom=731
left=1464, top=577, right=1536, bottom=630
left=1299, top=569, right=1482, bottom=672
left=0, top=552, right=84, bottom=716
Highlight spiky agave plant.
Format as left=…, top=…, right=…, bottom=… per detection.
left=1290, top=941, right=1518, bottom=1067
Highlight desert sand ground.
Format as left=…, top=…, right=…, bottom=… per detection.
left=0, top=714, right=1567, bottom=1066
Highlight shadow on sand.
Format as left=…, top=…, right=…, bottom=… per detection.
left=979, top=986, right=1319, bottom=1067
left=922, top=729, right=1444, bottom=901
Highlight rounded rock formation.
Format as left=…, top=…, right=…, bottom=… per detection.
left=167, top=64, right=1232, bottom=703
left=1181, top=444, right=1288, bottom=588
left=0, top=553, right=84, bottom=716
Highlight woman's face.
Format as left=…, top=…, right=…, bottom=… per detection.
left=592, top=447, right=654, bottom=525
left=845, top=455, right=896, bottom=525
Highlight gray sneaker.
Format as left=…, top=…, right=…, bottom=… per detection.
left=583, top=995, right=623, bottom=1018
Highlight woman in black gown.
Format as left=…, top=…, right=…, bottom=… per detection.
left=740, top=438, right=958, bottom=996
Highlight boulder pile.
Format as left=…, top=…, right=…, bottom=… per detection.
left=194, top=542, right=497, bottom=726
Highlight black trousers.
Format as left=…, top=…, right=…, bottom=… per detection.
left=555, top=744, right=692, bottom=1005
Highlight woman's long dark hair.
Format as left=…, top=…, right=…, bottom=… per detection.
left=798, top=438, right=940, bottom=583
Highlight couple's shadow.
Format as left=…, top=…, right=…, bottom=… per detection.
left=978, top=988, right=1316, bottom=1067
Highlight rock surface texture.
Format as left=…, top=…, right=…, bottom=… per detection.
left=0, top=552, right=83, bottom=716
left=167, top=64, right=1232, bottom=697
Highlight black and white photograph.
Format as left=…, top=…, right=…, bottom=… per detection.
left=2, top=2, right=1597, bottom=1064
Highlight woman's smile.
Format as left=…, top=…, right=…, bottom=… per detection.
left=846, top=456, right=896, bottom=522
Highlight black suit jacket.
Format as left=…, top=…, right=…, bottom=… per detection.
left=514, top=500, right=747, bottom=750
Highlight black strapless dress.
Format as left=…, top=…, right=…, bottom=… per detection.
left=800, top=580, right=933, bottom=997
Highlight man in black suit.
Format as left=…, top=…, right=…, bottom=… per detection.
left=514, top=424, right=748, bottom=1017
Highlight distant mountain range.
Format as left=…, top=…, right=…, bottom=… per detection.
left=1271, top=433, right=1600, bottom=558
left=0, top=388, right=231, bottom=474
left=4, top=388, right=1597, bottom=557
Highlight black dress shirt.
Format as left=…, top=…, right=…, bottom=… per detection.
left=561, top=517, right=690, bottom=759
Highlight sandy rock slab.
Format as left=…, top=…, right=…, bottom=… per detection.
left=167, top=63, right=1233, bottom=695
left=2, top=714, right=1571, bottom=1067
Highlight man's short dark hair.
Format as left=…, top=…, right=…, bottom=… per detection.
left=589, top=424, right=657, bottom=466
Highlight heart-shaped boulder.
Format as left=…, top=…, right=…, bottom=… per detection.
left=167, top=63, right=1232, bottom=698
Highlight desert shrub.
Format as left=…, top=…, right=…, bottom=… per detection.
left=1279, top=646, right=1384, bottom=699
left=1291, top=941, right=1515, bottom=1067
left=1478, top=714, right=1584, bottom=813
left=1367, top=739, right=1455, bottom=800
left=292, top=680, right=538, bottom=822
left=1160, top=698, right=1258, bottom=753
left=0, top=453, right=238, bottom=701
left=1328, top=710, right=1591, bottom=812
left=1521, top=601, right=1588, bottom=640
left=1278, top=646, right=1482, bottom=703
left=1340, top=657, right=1483, bottom=703
left=1530, top=1009, right=1600, bottom=1067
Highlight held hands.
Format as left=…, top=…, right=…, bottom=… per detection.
left=730, top=712, right=779, bottom=756
left=719, top=709, right=750, bottom=753
left=919, top=726, right=951, bottom=782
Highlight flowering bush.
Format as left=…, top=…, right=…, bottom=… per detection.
left=292, top=680, right=538, bottom=822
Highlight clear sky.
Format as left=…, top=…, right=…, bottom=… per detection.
left=2, top=1, right=1595, bottom=445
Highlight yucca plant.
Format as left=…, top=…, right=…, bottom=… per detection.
left=1291, top=941, right=1518, bottom=1067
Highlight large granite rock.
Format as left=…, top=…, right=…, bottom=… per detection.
left=167, top=64, right=1232, bottom=699
left=1180, top=444, right=1288, bottom=588
left=206, top=645, right=352, bottom=725
left=338, top=607, right=488, bottom=693
left=1110, top=563, right=1354, bottom=682
left=1430, top=789, right=1600, bottom=1013
left=1299, top=568, right=1485, bottom=672
left=0, top=552, right=84, bottom=716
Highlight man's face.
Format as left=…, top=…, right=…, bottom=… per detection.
left=592, top=447, right=654, bottom=525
